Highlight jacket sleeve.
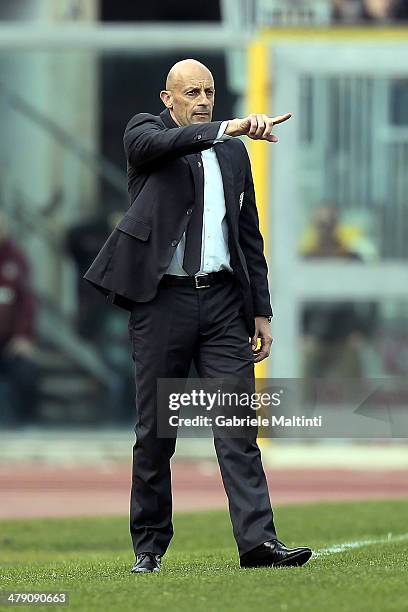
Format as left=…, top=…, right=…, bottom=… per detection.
left=238, top=143, right=273, bottom=319
left=124, top=113, right=224, bottom=171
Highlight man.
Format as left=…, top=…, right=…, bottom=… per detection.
left=84, top=59, right=312, bottom=572
left=0, top=211, right=38, bottom=425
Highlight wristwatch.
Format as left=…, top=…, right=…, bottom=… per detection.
left=258, top=315, right=272, bottom=322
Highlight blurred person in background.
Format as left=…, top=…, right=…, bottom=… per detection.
left=0, top=210, right=39, bottom=426
left=332, top=0, right=362, bottom=22
left=361, top=0, right=395, bottom=20
left=332, top=0, right=406, bottom=21
left=85, top=58, right=313, bottom=573
left=66, top=208, right=122, bottom=342
left=66, top=208, right=134, bottom=424
left=301, top=206, right=374, bottom=379
left=393, top=0, right=408, bottom=19
left=301, top=206, right=361, bottom=259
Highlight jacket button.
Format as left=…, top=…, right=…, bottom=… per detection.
left=186, top=208, right=193, bottom=215
left=171, top=240, right=178, bottom=247
left=197, top=161, right=202, bottom=168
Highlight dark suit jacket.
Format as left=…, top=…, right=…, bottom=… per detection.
left=83, top=108, right=272, bottom=338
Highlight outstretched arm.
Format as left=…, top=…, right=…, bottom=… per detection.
left=124, top=113, right=223, bottom=170
left=124, top=112, right=292, bottom=171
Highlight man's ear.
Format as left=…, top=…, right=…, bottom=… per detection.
left=160, top=90, right=172, bottom=109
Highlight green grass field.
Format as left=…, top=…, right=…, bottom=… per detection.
left=1, top=499, right=407, bottom=612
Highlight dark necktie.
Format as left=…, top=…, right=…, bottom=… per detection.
left=183, top=153, right=204, bottom=275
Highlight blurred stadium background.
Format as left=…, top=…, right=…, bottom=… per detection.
left=0, top=0, right=407, bottom=521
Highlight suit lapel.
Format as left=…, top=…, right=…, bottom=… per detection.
left=159, top=108, right=236, bottom=231
left=214, top=143, right=237, bottom=234
left=185, top=154, right=200, bottom=192
left=215, top=143, right=249, bottom=283
left=159, top=108, right=200, bottom=203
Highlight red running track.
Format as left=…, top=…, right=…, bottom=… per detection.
left=0, top=462, right=407, bottom=519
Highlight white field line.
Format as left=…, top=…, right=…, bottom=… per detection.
left=313, top=533, right=408, bottom=558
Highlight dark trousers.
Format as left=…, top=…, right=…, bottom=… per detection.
left=0, top=349, right=39, bottom=425
left=127, top=274, right=277, bottom=557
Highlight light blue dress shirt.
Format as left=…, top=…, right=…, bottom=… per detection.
left=165, top=121, right=233, bottom=276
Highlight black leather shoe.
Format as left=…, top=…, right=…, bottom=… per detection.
left=130, top=553, right=161, bottom=573
left=240, top=539, right=312, bottom=568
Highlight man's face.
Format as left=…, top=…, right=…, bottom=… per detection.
left=166, top=78, right=215, bottom=126
left=314, top=208, right=338, bottom=240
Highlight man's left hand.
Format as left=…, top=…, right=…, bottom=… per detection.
left=251, top=317, right=273, bottom=363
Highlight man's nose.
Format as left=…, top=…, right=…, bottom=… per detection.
left=197, top=91, right=210, bottom=105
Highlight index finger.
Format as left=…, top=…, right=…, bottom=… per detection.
left=271, top=112, right=292, bottom=125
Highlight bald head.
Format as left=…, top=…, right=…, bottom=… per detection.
left=160, top=59, right=215, bottom=126
left=165, top=59, right=213, bottom=90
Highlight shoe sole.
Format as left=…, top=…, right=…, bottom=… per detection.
left=130, top=568, right=160, bottom=574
